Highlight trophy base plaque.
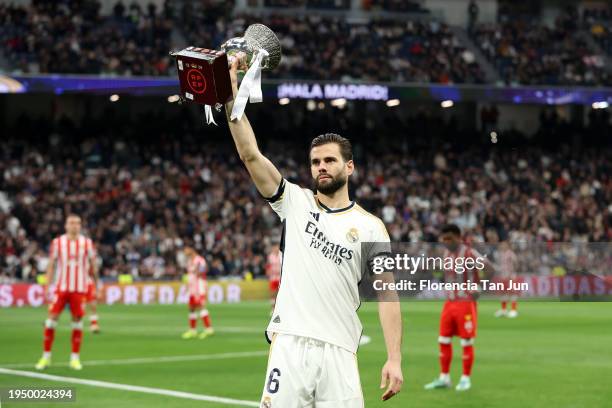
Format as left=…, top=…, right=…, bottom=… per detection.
left=173, top=47, right=232, bottom=106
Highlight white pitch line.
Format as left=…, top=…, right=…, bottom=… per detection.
left=0, top=350, right=268, bottom=369
left=0, top=368, right=259, bottom=407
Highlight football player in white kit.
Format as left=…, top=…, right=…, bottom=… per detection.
left=225, top=55, right=403, bottom=407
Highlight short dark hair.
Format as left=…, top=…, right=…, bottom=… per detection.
left=310, top=133, right=353, bottom=162
left=440, top=224, right=461, bottom=237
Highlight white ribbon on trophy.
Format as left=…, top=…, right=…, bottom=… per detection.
left=204, top=104, right=217, bottom=126
left=230, top=48, right=269, bottom=121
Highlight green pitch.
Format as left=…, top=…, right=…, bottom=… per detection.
left=0, top=301, right=610, bottom=407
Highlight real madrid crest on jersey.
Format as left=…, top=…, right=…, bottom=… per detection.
left=346, top=227, right=359, bottom=243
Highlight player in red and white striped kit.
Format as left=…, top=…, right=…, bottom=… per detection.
left=494, top=241, right=519, bottom=318
left=265, top=242, right=282, bottom=314
left=181, top=246, right=214, bottom=339
left=35, top=214, right=98, bottom=371
left=425, top=224, right=485, bottom=392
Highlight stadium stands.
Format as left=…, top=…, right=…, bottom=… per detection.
left=583, top=5, right=612, bottom=56
left=4, top=1, right=610, bottom=87
left=1, top=104, right=610, bottom=283
left=471, top=8, right=611, bottom=86
left=180, top=12, right=486, bottom=83
left=1, top=1, right=483, bottom=83
left=0, top=1, right=173, bottom=76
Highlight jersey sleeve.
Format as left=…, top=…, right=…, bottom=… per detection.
left=363, top=218, right=392, bottom=276
left=266, top=178, right=302, bottom=220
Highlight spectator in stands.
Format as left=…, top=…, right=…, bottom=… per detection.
left=1, top=105, right=610, bottom=281
left=471, top=7, right=610, bottom=86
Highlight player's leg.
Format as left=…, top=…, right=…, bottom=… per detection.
left=198, top=297, right=214, bottom=339
left=425, top=301, right=454, bottom=389
left=260, top=334, right=316, bottom=408
left=36, top=292, right=65, bottom=369
left=495, top=293, right=509, bottom=317
left=68, top=293, right=85, bottom=370
left=313, top=343, right=363, bottom=408
left=456, top=301, right=477, bottom=391
left=88, top=301, right=100, bottom=333
left=508, top=294, right=518, bottom=318
left=495, top=290, right=508, bottom=317
left=182, top=301, right=198, bottom=339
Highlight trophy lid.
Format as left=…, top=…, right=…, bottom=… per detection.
left=243, top=23, right=282, bottom=71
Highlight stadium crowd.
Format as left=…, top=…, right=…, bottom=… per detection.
left=180, top=12, right=486, bottom=83
left=583, top=5, right=612, bottom=57
left=1, top=0, right=484, bottom=83
left=0, top=0, right=174, bottom=76
left=1, top=104, right=610, bottom=283
left=471, top=7, right=611, bottom=86
left=2, top=1, right=611, bottom=86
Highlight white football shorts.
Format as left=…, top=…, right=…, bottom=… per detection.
left=260, top=333, right=364, bottom=408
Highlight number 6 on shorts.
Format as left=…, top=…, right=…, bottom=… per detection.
left=266, top=368, right=281, bottom=393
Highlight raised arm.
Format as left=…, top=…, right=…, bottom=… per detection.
left=224, top=55, right=282, bottom=198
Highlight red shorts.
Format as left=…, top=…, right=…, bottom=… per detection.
left=48, top=291, right=85, bottom=318
left=189, top=294, right=206, bottom=308
left=86, top=282, right=97, bottom=302
left=439, top=300, right=477, bottom=339
left=269, top=279, right=280, bottom=292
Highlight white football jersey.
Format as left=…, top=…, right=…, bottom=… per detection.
left=266, top=179, right=390, bottom=353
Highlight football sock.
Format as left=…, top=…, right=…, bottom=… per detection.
left=462, top=345, right=474, bottom=376
left=440, top=343, right=452, bottom=375
left=71, top=321, right=83, bottom=354
left=201, top=309, right=211, bottom=328
left=43, top=319, right=57, bottom=353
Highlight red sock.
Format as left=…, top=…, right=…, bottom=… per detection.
left=90, top=315, right=99, bottom=327
left=189, top=313, right=196, bottom=329
left=439, top=343, right=452, bottom=374
left=201, top=309, right=211, bottom=328
left=43, top=323, right=55, bottom=353
left=71, top=325, right=83, bottom=354
left=501, top=301, right=507, bottom=310
left=511, top=301, right=517, bottom=311
left=462, top=345, right=474, bottom=376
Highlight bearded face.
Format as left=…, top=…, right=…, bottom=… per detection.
left=314, top=171, right=348, bottom=195
left=310, top=143, right=353, bottom=196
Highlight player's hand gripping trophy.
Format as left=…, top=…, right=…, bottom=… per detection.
left=170, top=24, right=282, bottom=124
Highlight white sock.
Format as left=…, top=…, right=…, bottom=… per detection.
left=71, top=353, right=79, bottom=361
left=42, top=351, right=51, bottom=359
left=439, top=373, right=450, bottom=382
left=45, top=319, right=57, bottom=328
left=460, top=375, right=470, bottom=381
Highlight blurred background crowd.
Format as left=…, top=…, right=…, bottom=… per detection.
left=1, top=102, right=610, bottom=282
left=0, top=0, right=611, bottom=283
left=1, top=0, right=610, bottom=85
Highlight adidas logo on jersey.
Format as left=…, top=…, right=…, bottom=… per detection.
left=273, top=315, right=281, bottom=323
left=309, top=212, right=320, bottom=221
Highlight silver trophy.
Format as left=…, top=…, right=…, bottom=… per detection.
left=221, top=23, right=282, bottom=121
left=221, top=23, right=282, bottom=71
